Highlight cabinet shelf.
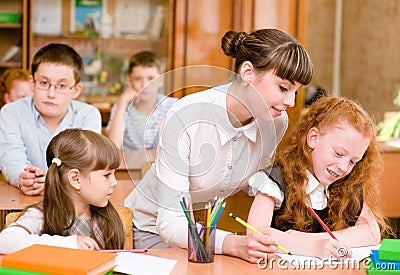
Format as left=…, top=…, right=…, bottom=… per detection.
left=0, top=23, right=21, bottom=28
left=0, top=0, right=30, bottom=71
left=0, top=62, right=21, bottom=68
left=34, top=33, right=164, bottom=42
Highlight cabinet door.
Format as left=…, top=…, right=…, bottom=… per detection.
left=169, top=0, right=253, bottom=97
left=0, top=0, right=31, bottom=72
left=254, top=0, right=308, bottom=132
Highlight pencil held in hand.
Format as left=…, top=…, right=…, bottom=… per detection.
left=229, top=213, right=292, bottom=255
left=306, top=206, right=337, bottom=240
left=306, top=206, right=348, bottom=257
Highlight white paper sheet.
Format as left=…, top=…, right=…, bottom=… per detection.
left=113, top=252, right=177, bottom=275
left=275, top=244, right=380, bottom=267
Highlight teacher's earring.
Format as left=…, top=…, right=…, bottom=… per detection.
left=76, top=179, right=80, bottom=194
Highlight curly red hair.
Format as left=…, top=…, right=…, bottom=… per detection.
left=275, top=96, right=391, bottom=236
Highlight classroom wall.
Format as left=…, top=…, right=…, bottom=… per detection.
left=307, top=0, right=400, bottom=123
left=306, top=0, right=335, bottom=95
left=341, top=0, right=400, bottom=122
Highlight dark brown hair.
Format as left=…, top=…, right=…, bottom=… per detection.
left=221, top=29, right=313, bottom=85
left=31, top=43, right=84, bottom=84
left=127, top=51, right=161, bottom=75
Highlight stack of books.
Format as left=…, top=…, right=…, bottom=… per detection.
left=367, top=239, right=400, bottom=274
left=0, top=244, right=116, bottom=275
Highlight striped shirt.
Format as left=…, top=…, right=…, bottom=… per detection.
left=107, top=94, right=177, bottom=150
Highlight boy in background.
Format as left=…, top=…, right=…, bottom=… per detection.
left=106, top=51, right=177, bottom=150
left=0, top=43, right=101, bottom=196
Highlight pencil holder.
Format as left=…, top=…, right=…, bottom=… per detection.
left=187, top=223, right=216, bottom=263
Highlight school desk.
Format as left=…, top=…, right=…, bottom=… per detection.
left=0, top=248, right=368, bottom=275
left=0, top=179, right=137, bottom=230
left=116, top=149, right=156, bottom=180
left=147, top=248, right=367, bottom=274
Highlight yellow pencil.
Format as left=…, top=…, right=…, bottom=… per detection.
left=205, top=202, right=211, bottom=250
left=229, top=213, right=292, bottom=255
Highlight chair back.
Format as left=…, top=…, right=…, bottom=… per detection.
left=5, top=211, right=21, bottom=227
left=115, top=206, right=133, bottom=249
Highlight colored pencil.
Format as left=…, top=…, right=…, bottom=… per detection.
left=229, top=213, right=292, bottom=255
left=180, top=200, right=209, bottom=261
left=211, top=202, right=226, bottom=228
left=307, top=206, right=338, bottom=240
left=210, top=197, right=223, bottom=225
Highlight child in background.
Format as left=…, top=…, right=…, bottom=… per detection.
left=247, top=96, right=391, bottom=259
left=107, top=51, right=177, bottom=150
left=0, top=43, right=102, bottom=195
left=0, top=68, right=32, bottom=108
left=0, top=128, right=125, bottom=254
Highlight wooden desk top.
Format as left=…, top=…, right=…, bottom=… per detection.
left=0, top=179, right=136, bottom=211
left=147, top=248, right=367, bottom=274
left=119, top=149, right=156, bottom=170
left=116, top=149, right=156, bottom=180
left=0, top=248, right=368, bottom=274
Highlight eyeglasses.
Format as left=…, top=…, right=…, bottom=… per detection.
left=34, top=79, right=76, bottom=94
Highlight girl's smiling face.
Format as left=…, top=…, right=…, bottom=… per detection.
left=307, top=124, right=370, bottom=186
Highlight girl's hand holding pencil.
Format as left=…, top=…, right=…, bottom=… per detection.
left=306, top=206, right=352, bottom=259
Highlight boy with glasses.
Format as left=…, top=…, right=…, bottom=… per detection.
left=0, top=43, right=101, bottom=195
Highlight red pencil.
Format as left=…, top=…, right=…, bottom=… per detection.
left=307, top=206, right=338, bottom=240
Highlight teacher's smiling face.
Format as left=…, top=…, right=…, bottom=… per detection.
left=240, top=63, right=301, bottom=123
left=250, top=70, right=300, bottom=121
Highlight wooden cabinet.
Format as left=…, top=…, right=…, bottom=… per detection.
left=0, top=0, right=31, bottom=73
left=7, top=0, right=308, bottom=124
left=31, top=0, right=171, bottom=111
left=168, top=0, right=254, bottom=97
left=30, top=0, right=256, bottom=102
left=33, top=0, right=170, bottom=59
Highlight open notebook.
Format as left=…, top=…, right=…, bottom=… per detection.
left=113, top=252, right=177, bottom=275
left=275, top=245, right=381, bottom=267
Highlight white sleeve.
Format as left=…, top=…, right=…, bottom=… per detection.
left=154, top=107, right=229, bottom=254
left=0, top=208, right=77, bottom=254
left=154, top=108, right=192, bottom=249
left=248, top=171, right=284, bottom=209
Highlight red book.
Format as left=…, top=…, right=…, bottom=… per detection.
left=1, top=244, right=116, bottom=275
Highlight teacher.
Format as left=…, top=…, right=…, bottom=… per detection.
left=125, top=28, right=313, bottom=263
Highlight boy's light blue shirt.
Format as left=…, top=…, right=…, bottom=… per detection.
left=0, top=96, right=101, bottom=187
